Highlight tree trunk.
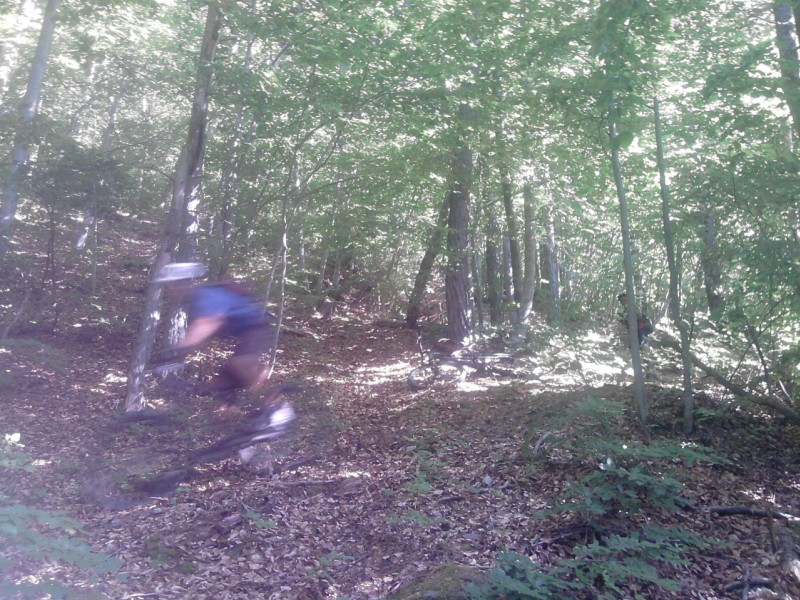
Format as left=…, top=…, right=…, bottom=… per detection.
left=405, top=195, right=449, bottom=328
left=545, top=205, right=560, bottom=322
left=655, top=96, right=694, bottom=434
left=485, top=217, right=502, bottom=327
left=125, top=3, right=222, bottom=411
left=502, top=234, right=513, bottom=313
left=1, top=0, right=62, bottom=258
left=496, top=124, right=523, bottom=304
left=210, top=7, right=257, bottom=281
left=610, top=118, right=648, bottom=425
left=701, top=211, right=724, bottom=317
left=518, top=182, right=538, bottom=322
left=773, top=4, right=800, bottom=140
left=445, top=120, right=473, bottom=343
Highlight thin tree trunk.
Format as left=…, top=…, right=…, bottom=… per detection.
left=485, top=216, right=502, bottom=327
left=773, top=4, right=800, bottom=139
left=701, top=211, right=724, bottom=316
left=502, top=234, right=513, bottom=318
left=125, top=3, right=222, bottom=411
left=1, top=0, right=61, bottom=257
left=496, top=124, right=522, bottom=304
left=545, top=205, right=560, bottom=323
left=610, top=117, right=648, bottom=425
left=655, top=96, right=694, bottom=434
left=518, top=182, right=538, bottom=322
left=210, top=3, right=257, bottom=280
left=315, top=245, right=330, bottom=292
left=405, top=195, right=449, bottom=328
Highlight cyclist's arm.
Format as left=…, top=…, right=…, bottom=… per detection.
left=178, top=315, right=225, bottom=348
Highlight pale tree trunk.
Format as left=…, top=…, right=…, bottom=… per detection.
left=1, top=0, right=61, bottom=258
left=262, top=193, right=299, bottom=381
left=517, top=181, right=538, bottom=322
left=210, top=3, right=257, bottom=281
left=77, top=94, right=122, bottom=295
left=485, top=216, right=502, bottom=327
left=773, top=4, right=800, bottom=140
left=701, top=211, right=724, bottom=317
left=655, top=97, right=694, bottom=434
left=469, top=172, right=486, bottom=331
left=545, top=205, right=560, bottom=322
left=125, top=3, right=222, bottom=412
left=610, top=118, right=648, bottom=425
left=405, top=195, right=449, bottom=328
left=502, top=234, right=513, bottom=315
left=496, top=124, right=523, bottom=304
left=315, top=245, right=330, bottom=292
left=445, top=110, right=473, bottom=343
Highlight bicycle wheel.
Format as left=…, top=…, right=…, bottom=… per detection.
left=408, top=360, right=465, bottom=390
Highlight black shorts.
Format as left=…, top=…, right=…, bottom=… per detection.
left=233, top=324, right=272, bottom=358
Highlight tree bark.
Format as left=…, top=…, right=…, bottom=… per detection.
left=655, top=96, right=694, bottom=434
left=701, top=211, right=724, bottom=317
left=485, top=216, right=502, bottom=327
left=405, top=195, right=449, bottom=328
left=517, top=182, right=538, bottom=322
left=544, top=205, right=560, bottom=322
left=1, top=0, right=62, bottom=258
left=445, top=118, right=473, bottom=343
left=610, top=118, right=648, bottom=425
left=773, top=4, right=800, bottom=140
left=125, top=3, right=222, bottom=411
left=496, top=124, right=523, bottom=304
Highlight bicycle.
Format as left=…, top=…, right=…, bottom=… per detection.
left=407, top=328, right=516, bottom=390
left=85, top=384, right=300, bottom=509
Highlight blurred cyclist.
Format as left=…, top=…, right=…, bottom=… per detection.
left=152, top=262, right=277, bottom=411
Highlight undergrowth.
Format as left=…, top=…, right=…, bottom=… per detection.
left=0, top=433, right=120, bottom=598
left=471, top=397, right=721, bottom=599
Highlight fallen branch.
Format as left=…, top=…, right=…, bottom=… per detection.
left=709, top=505, right=800, bottom=524
left=658, top=334, right=800, bottom=424
left=270, top=478, right=341, bottom=487
left=723, top=577, right=775, bottom=594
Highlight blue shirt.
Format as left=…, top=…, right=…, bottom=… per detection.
left=189, top=284, right=269, bottom=337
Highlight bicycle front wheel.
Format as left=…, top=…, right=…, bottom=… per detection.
left=408, top=361, right=465, bottom=390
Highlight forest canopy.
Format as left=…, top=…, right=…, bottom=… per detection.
left=3, top=0, right=798, bottom=420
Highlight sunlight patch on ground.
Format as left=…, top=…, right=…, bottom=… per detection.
left=346, top=575, right=398, bottom=599
left=741, top=486, right=776, bottom=505
left=353, top=360, right=414, bottom=385
left=339, top=470, right=370, bottom=479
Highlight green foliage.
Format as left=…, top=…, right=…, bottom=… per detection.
left=1, top=434, right=121, bottom=598
left=318, top=550, right=355, bottom=567
left=404, top=471, right=434, bottom=494
left=564, top=525, right=709, bottom=598
left=468, top=552, right=579, bottom=599
left=244, top=511, right=276, bottom=530
left=1, top=433, right=33, bottom=471
left=509, top=398, right=721, bottom=597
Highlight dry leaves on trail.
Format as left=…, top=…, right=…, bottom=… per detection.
left=2, top=308, right=800, bottom=599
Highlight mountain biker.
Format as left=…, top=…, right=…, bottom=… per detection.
left=152, top=262, right=279, bottom=412
left=617, top=292, right=653, bottom=347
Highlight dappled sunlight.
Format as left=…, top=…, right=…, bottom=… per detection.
left=353, top=360, right=415, bottom=385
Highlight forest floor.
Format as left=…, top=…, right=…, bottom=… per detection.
left=2, top=217, right=800, bottom=599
